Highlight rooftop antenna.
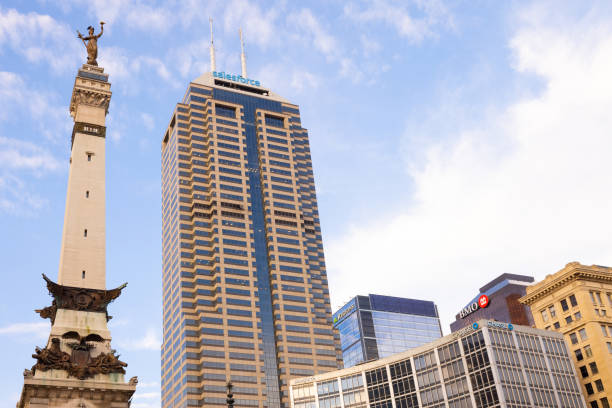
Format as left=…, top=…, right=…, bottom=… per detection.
left=239, top=28, right=247, bottom=77
left=209, top=17, right=216, bottom=72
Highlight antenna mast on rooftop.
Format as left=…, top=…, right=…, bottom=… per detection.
left=209, top=17, right=216, bottom=72
left=239, top=28, right=247, bottom=77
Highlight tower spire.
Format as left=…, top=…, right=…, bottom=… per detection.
left=239, top=28, right=247, bottom=77
left=209, top=17, right=216, bottom=72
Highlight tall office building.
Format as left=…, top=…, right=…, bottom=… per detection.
left=291, top=320, right=586, bottom=408
left=520, top=262, right=612, bottom=408
left=450, top=273, right=534, bottom=333
left=333, top=294, right=442, bottom=368
left=160, top=61, right=340, bottom=405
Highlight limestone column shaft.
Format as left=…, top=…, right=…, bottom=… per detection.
left=58, top=65, right=111, bottom=290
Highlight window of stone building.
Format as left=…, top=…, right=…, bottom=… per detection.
left=570, top=333, right=579, bottom=345
left=592, top=401, right=600, bottom=408
left=595, top=379, right=604, bottom=392
left=596, top=292, right=603, bottom=304
left=585, top=345, right=593, bottom=357
left=553, top=322, right=561, bottom=329
left=549, top=305, right=557, bottom=318
left=561, top=299, right=569, bottom=311
left=579, top=328, right=588, bottom=341
left=575, top=311, right=582, bottom=321
left=607, top=343, right=612, bottom=354
left=575, top=349, right=584, bottom=361
left=586, top=383, right=594, bottom=395
left=591, top=292, right=597, bottom=304
left=601, top=325, right=609, bottom=337
left=569, top=294, right=578, bottom=307
left=602, top=397, right=610, bottom=408
left=541, top=309, right=549, bottom=322
left=590, top=362, right=599, bottom=375
left=580, top=366, right=589, bottom=378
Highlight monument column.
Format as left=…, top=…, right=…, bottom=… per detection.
left=17, top=23, right=137, bottom=408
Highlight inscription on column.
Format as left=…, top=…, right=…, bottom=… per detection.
left=71, top=122, right=106, bottom=146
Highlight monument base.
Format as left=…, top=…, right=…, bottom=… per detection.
left=18, top=375, right=136, bottom=408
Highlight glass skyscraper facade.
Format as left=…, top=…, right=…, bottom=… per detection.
left=334, top=295, right=442, bottom=368
left=161, top=72, right=340, bottom=408
left=291, top=320, right=587, bottom=408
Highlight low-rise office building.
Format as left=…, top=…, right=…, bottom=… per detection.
left=520, top=262, right=612, bottom=408
left=450, top=273, right=534, bottom=333
left=333, top=295, right=442, bottom=368
left=291, top=320, right=586, bottom=408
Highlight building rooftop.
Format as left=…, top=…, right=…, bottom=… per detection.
left=191, top=72, right=291, bottom=104
left=521, top=262, right=612, bottom=305
left=290, top=319, right=564, bottom=386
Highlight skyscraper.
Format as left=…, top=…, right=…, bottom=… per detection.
left=333, top=294, right=442, bottom=368
left=160, top=63, right=340, bottom=406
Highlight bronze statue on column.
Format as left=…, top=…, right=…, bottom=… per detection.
left=77, top=22, right=105, bottom=66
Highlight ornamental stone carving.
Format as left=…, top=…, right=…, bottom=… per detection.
left=31, top=337, right=128, bottom=380
left=70, top=88, right=111, bottom=116
left=42, top=274, right=126, bottom=314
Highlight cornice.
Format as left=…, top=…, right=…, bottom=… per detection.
left=520, top=264, right=612, bottom=305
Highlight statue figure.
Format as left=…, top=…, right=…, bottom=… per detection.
left=77, top=22, right=105, bottom=66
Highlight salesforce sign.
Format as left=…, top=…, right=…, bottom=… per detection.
left=458, top=294, right=490, bottom=319
left=213, top=71, right=261, bottom=87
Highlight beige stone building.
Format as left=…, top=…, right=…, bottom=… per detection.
left=17, top=57, right=137, bottom=407
left=520, top=262, right=612, bottom=408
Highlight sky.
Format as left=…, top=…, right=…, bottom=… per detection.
left=2, top=0, right=612, bottom=407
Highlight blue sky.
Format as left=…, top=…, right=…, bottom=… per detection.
left=3, top=1, right=612, bottom=407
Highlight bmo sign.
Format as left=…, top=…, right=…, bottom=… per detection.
left=459, top=295, right=490, bottom=319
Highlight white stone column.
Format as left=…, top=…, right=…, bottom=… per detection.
left=58, top=64, right=111, bottom=290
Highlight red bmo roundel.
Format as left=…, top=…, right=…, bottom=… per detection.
left=479, top=295, right=490, bottom=308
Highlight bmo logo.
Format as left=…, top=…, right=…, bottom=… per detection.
left=478, top=295, right=489, bottom=308
left=458, top=294, right=490, bottom=319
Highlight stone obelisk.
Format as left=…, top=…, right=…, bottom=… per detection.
left=17, top=23, right=137, bottom=408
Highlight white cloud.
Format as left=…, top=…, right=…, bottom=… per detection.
left=288, top=9, right=338, bottom=59
left=221, top=0, right=282, bottom=49
left=0, top=322, right=49, bottom=339
left=119, top=328, right=161, bottom=351
left=0, top=134, right=62, bottom=215
left=327, top=3, right=612, bottom=330
left=0, top=71, right=66, bottom=127
left=344, top=0, right=453, bottom=42
left=0, top=137, right=61, bottom=172
left=0, top=8, right=81, bottom=72
left=141, top=113, right=155, bottom=131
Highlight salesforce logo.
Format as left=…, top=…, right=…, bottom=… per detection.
left=213, top=71, right=261, bottom=86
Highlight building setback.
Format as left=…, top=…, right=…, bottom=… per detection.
left=520, top=262, right=612, bottom=408
left=450, top=273, right=534, bottom=333
left=333, top=295, right=442, bottom=368
left=291, top=320, right=587, bottom=408
left=161, top=71, right=340, bottom=408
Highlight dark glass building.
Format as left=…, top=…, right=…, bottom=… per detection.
left=450, top=273, right=535, bottom=333
left=333, top=294, right=442, bottom=368
left=161, top=71, right=340, bottom=408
